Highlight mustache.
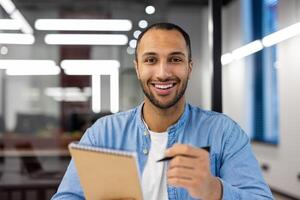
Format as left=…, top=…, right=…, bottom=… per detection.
left=149, top=77, right=180, bottom=82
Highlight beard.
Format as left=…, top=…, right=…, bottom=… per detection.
left=139, top=77, right=188, bottom=109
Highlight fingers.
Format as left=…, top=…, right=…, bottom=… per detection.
left=168, top=155, right=196, bottom=169
left=167, top=165, right=195, bottom=180
left=165, top=144, right=209, bottom=158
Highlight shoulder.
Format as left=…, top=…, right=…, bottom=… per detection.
left=188, top=104, right=237, bottom=127
left=93, top=106, right=139, bottom=127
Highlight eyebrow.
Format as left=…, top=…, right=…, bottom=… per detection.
left=141, top=51, right=186, bottom=57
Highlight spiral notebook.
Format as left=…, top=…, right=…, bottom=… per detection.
left=69, top=142, right=143, bottom=200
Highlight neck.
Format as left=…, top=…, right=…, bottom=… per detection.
left=142, top=98, right=185, bottom=132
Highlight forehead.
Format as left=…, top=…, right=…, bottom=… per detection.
left=137, top=29, right=188, bottom=56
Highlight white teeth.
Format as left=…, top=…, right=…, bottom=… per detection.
left=155, top=84, right=173, bottom=89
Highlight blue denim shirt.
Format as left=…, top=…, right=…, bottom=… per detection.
left=52, top=103, right=273, bottom=200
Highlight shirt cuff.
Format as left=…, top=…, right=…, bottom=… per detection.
left=218, top=178, right=240, bottom=200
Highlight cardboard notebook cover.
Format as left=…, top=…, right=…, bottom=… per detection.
left=69, top=142, right=143, bottom=200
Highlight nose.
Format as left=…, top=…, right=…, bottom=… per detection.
left=156, top=60, right=171, bottom=81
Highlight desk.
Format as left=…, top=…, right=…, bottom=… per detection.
left=0, top=172, right=61, bottom=200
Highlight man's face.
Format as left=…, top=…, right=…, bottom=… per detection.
left=135, top=29, right=192, bottom=109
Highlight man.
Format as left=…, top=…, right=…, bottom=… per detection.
left=52, top=23, right=273, bottom=199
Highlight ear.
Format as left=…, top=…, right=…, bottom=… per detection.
left=134, top=59, right=140, bottom=80
left=188, top=60, right=193, bottom=79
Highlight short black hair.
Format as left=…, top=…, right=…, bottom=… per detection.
left=134, top=22, right=192, bottom=62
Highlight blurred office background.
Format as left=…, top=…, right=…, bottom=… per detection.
left=0, top=0, right=299, bottom=199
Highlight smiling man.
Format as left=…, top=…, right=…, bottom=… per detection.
left=52, top=23, right=273, bottom=200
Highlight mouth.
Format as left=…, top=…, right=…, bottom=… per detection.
left=153, top=83, right=176, bottom=90
left=150, top=82, right=177, bottom=95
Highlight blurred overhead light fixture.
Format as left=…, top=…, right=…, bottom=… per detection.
left=35, top=19, right=132, bottom=31
left=0, top=33, right=35, bottom=44
left=0, top=59, right=60, bottom=75
left=129, top=39, right=137, bottom=48
left=45, top=34, right=128, bottom=45
left=0, top=0, right=33, bottom=34
left=0, top=0, right=15, bottom=14
left=262, top=22, right=300, bottom=47
left=232, top=40, right=263, bottom=60
left=221, top=53, right=233, bottom=65
left=0, top=19, right=22, bottom=30
left=92, top=75, right=101, bottom=113
left=145, top=5, right=155, bottom=15
left=222, top=21, right=300, bottom=66
left=61, top=59, right=119, bottom=113
left=10, top=10, right=33, bottom=34
left=133, top=30, right=142, bottom=39
left=0, top=46, right=8, bottom=55
left=60, top=60, right=120, bottom=75
left=45, top=87, right=91, bottom=102
left=138, top=20, right=148, bottom=29
left=126, top=46, right=135, bottom=55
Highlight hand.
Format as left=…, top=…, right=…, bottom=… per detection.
left=166, top=144, right=222, bottom=200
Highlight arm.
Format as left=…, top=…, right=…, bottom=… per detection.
left=219, top=123, right=274, bottom=199
left=51, top=124, right=99, bottom=200
left=165, top=122, right=273, bottom=199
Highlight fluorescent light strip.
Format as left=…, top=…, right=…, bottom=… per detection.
left=61, top=60, right=120, bottom=75
left=35, top=19, right=132, bottom=31
left=221, top=53, right=234, bottom=65
left=0, top=60, right=60, bottom=75
left=0, top=33, right=34, bottom=44
left=232, top=40, right=263, bottom=60
left=262, top=22, right=300, bottom=47
left=45, top=34, right=128, bottom=45
left=61, top=59, right=119, bottom=113
left=0, top=0, right=15, bottom=14
left=45, top=87, right=91, bottom=102
left=6, top=66, right=60, bottom=76
left=92, top=75, right=101, bottom=113
left=222, top=21, right=300, bottom=65
left=10, top=9, right=33, bottom=34
left=0, top=19, right=21, bottom=30
left=110, top=69, right=119, bottom=113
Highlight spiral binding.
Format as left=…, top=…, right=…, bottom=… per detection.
left=69, top=142, right=136, bottom=158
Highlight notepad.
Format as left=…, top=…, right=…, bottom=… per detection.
left=69, top=142, right=143, bottom=200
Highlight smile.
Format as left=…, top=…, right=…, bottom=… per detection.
left=154, top=83, right=175, bottom=90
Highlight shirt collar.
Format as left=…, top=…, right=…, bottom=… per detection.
left=137, top=102, right=190, bottom=132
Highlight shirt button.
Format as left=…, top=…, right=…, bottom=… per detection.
left=143, top=149, right=148, bottom=155
left=143, top=131, right=148, bottom=136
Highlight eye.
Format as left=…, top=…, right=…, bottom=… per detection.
left=169, top=57, right=183, bottom=63
left=144, top=57, right=157, bottom=64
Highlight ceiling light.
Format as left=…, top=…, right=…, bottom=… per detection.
left=92, top=75, right=101, bottom=113
left=221, top=53, right=233, bottom=65
left=232, top=40, right=263, bottom=60
left=61, top=60, right=120, bottom=75
left=0, top=59, right=60, bottom=75
left=138, top=20, right=148, bottom=29
left=45, top=34, right=128, bottom=45
left=145, top=5, right=155, bottom=15
left=35, top=19, right=132, bottom=31
left=126, top=47, right=135, bottom=55
left=0, top=0, right=16, bottom=14
left=262, top=22, right=300, bottom=47
left=10, top=9, right=33, bottom=34
left=6, top=66, right=60, bottom=76
left=0, top=33, right=35, bottom=44
left=0, top=19, right=21, bottom=30
left=0, top=46, right=8, bottom=55
left=129, top=39, right=137, bottom=48
left=133, top=30, right=141, bottom=39
left=45, top=87, right=91, bottom=102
